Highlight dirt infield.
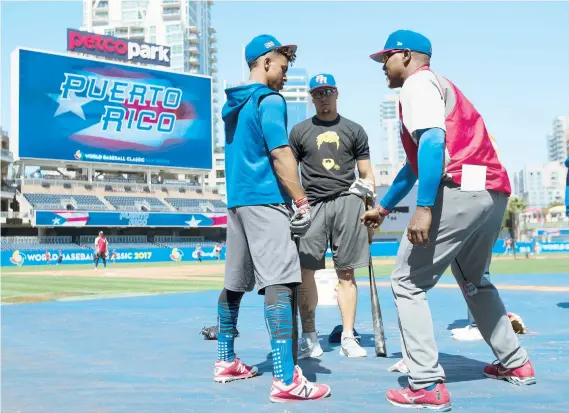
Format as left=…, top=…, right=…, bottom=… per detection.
left=11, top=259, right=569, bottom=294
left=11, top=258, right=396, bottom=280
left=14, top=262, right=226, bottom=280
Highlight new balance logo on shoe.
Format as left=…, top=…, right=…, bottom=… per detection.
left=298, top=385, right=313, bottom=398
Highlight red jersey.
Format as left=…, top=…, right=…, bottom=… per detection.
left=96, top=237, right=108, bottom=253
left=399, top=67, right=511, bottom=196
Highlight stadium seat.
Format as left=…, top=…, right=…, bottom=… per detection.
left=0, top=236, right=83, bottom=251
left=104, top=196, right=171, bottom=212
left=165, top=198, right=227, bottom=212
left=23, top=193, right=108, bottom=211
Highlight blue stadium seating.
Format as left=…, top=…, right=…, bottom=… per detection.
left=104, top=196, right=170, bottom=212
left=165, top=198, right=227, bottom=212
left=79, top=235, right=162, bottom=250
left=24, top=194, right=107, bottom=210
left=0, top=236, right=82, bottom=251
left=22, top=193, right=226, bottom=213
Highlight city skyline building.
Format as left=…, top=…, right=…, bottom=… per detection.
left=81, top=0, right=219, bottom=136
left=513, top=161, right=567, bottom=209
left=547, top=115, right=569, bottom=162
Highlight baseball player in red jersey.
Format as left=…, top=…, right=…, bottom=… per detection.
left=94, top=231, right=109, bottom=270
left=362, top=30, right=535, bottom=411
left=45, top=250, right=51, bottom=266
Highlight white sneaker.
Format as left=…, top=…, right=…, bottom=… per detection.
left=339, top=333, right=367, bottom=357
left=388, top=359, right=410, bottom=374
left=451, top=325, right=483, bottom=341
left=298, top=332, right=323, bottom=359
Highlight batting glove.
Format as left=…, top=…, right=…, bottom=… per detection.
left=349, top=178, right=375, bottom=199
left=290, top=197, right=311, bottom=237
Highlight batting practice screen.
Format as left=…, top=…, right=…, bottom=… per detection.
left=11, top=48, right=213, bottom=169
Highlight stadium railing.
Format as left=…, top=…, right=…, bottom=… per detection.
left=158, top=241, right=217, bottom=248
left=154, top=235, right=205, bottom=243
left=22, top=178, right=219, bottom=195
left=80, top=235, right=148, bottom=245
left=0, top=235, right=80, bottom=251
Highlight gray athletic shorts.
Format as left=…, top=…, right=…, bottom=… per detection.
left=298, top=194, right=370, bottom=271
left=224, top=203, right=301, bottom=294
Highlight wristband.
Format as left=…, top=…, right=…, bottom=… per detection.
left=294, top=197, right=309, bottom=209
left=377, top=205, right=390, bottom=216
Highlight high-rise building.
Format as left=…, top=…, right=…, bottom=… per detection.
left=222, top=68, right=311, bottom=134
left=379, top=93, right=405, bottom=164
left=547, top=115, right=569, bottom=162
left=513, top=161, right=567, bottom=208
left=281, top=68, right=312, bottom=132
left=81, top=0, right=219, bottom=135
left=374, top=93, right=405, bottom=185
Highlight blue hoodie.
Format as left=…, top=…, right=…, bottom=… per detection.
left=222, top=83, right=291, bottom=208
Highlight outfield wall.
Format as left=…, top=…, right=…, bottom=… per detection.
left=3, top=240, right=568, bottom=267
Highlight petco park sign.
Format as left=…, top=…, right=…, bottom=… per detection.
left=67, top=29, right=171, bottom=67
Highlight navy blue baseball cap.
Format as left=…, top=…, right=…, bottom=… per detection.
left=309, top=73, right=337, bottom=92
left=370, top=30, right=432, bottom=63
left=245, top=34, right=297, bottom=63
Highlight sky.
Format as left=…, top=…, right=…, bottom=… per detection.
left=1, top=0, right=568, bottom=176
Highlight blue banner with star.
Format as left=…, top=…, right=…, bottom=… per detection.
left=12, top=48, right=212, bottom=169
left=34, top=210, right=227, bottom=228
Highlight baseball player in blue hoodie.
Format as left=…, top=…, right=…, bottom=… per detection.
left=213, top=34, right=331, bottom=403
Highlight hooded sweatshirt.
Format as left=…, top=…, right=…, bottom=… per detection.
left=222, top=83, right=291, bottom=208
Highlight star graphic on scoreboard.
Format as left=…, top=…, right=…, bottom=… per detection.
left=185, top=216, right=202, bottom=228
left=49, top=91, right=92, bottom=120
left=52, top=217, right=61, bottom=225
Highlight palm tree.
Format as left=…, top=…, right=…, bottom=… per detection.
left=508, top=197, right=527, bottom=213
left=502, top=197, right=526, bottom=230
left=502, top=197, right=527, bottom=259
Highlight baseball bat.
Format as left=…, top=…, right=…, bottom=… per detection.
left=292, top=234, right=300, bottom=364
left=368, top=255, right=387, bottom=357
left=364, top=194, right=387, bottom=357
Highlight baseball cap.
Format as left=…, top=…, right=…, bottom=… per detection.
left=309, top=73, right=337, bottom=92
left=99, top=231, right=104, bottom=235
left=244, top=34, right=297, bottom=63
left=370, top=30, right=432, bottom=63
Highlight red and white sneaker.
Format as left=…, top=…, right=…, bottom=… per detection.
left=213, top=357, right=258, bottom=383
left=483, top=360, right=536, bottom=385
left=386, top=383, right=451, bottom=411
left=269, top=366, right=331, bottom=403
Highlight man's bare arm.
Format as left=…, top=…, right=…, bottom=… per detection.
left=356, top=159, right=376, bottom=187
left=271, top=146, right=306, bottom=202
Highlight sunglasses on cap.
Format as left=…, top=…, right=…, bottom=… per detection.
left=382, top=49, right=405, bottom=64
left=311, top=88, right=336, bottom=99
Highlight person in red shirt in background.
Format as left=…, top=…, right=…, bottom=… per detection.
left=45, top=250, right=51, bottom=266
left=94, top=231, right=109, bottom=270
left=111, top=249, right=117, bottom=265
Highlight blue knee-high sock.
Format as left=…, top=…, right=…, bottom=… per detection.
left=217, top=289, right=242, bottom=362
left=264, top=285, right=296, bottom=385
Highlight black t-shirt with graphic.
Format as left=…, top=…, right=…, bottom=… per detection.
left=289, top=115, right=370, bottom=205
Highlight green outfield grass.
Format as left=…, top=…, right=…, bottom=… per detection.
left=355, top=256, right=569, bottom=277
left=1, top=275, right=221, bottom=303
left=1, top=255, right=567, bottom=304
left=0, top=259, right=221, bottom=274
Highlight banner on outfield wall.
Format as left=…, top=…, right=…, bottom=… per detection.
left=33, top=210, right=227, bottom=227
left=2, top=246, right=226, bottom=267
left=373, top=186, right=418, bottom=232
left=11, top=48, right=213, bottom=170
left=4, top=240, right=569, bottom=267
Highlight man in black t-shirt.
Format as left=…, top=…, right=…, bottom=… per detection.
left=289, top=73, right=376, bottom=359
